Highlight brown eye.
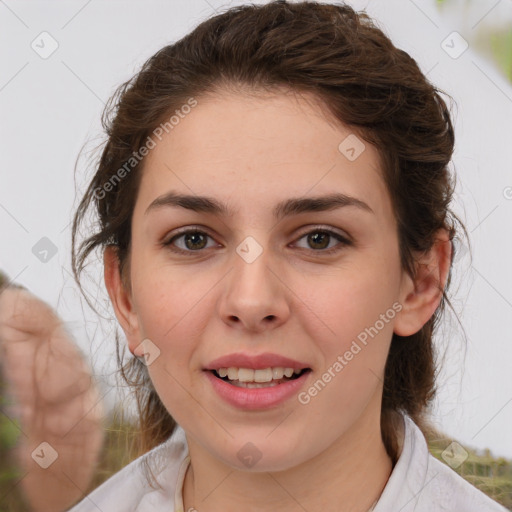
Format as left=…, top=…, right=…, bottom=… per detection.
left=162, top=226, right=351, bottom=256
left=163, top=229, right=216, bottom=254
left=307, top=232, right=330, bottom=250
left=294, top=228, right=351, bottom=254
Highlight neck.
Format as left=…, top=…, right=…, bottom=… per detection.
left=182, top=403, right=395, bottom=512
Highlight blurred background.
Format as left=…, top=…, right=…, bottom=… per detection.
left=1, top=0, right=511, bottom=508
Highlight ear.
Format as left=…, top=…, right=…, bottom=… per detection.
left=394, top=228, right=452, bottom=337
left=103, top=245, right=144, bottom=357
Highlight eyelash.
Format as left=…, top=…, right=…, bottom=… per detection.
left=162, top=226, right=352, bottom=256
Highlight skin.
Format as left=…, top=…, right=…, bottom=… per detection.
left=104, top=89, right=452, bottom=512
left=0, top=281, right=104, bottom=512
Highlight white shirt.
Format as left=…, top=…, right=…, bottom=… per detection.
left=67, top=415, right=507, bottom=511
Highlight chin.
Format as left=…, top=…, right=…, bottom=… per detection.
left=215, top=437, right=308, bottom=473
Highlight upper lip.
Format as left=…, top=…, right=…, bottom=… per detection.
left=204, top=352, right=311, bottom=371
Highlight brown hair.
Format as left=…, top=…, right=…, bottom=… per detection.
left=71, top=0, right=469, bottom=476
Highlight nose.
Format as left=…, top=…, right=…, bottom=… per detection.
left=217, top=242, right=290, bottom=334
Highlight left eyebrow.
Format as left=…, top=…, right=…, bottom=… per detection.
left=144, top=191, right=374, bottom=219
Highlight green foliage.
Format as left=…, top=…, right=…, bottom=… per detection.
left=491, top=28, right=512, bottom=82
left=0, top=414, right=25, bottom=511
left=429, top=437, right=512, bottom=509
left=1, top=417, right=511, bottom=510
left=0, top=415, right=21, bottom=452
left=86, top=418, right=140, bottom=491
left=434, top=0, right=512, bottom=83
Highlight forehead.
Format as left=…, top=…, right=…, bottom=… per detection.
left=135, top=90, right=392, bottom=222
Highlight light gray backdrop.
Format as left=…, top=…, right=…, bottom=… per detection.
left=1, top=0, right=511, bottom=459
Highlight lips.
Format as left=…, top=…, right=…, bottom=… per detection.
left=204, top=352, right=311, bottom=371
left=203, top=352, right=312, bottom=409
left=204, top=367, right=311, bottom=409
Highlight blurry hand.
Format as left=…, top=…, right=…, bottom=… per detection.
left=0, top=274, right=104, bottom=512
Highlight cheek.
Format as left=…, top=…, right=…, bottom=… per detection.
left=296, top=259, right=400, bottom=353
left=132, top=261, right=208, bottom=340
left=131, top=275, right=204, bottom=421
left=291, top=261, right=399, bottom=415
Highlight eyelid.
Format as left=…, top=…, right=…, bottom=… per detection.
left=290, top=225, right=352, bottom=255
left=162, top=225, right=219, bottom=248
left=164, top=224, right=214, bottom=238
left=162, top=224, right=352, bottom=254
left=294, top=224, right=352, bottom=243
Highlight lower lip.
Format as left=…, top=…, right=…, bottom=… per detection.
left=204, top=370, right=311, bottom=410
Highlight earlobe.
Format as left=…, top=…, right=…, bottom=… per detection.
left=393, top=229, right=452, bottom=337
left=103, top=245, right=142, bottom=356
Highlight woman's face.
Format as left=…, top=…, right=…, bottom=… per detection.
left=112, top=90, right=418, bottom=471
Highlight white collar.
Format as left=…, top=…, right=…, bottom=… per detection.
left=68, top=413, right=505, bottom=511
left=172, top=415, right=408, bottom=512
left=173, top=454, right=190, bottom=512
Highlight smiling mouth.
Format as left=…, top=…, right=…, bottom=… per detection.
left=210, top=368, right=311, bottom=388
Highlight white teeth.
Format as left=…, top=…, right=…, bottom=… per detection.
left=238, top=368, right=254, bottom=382
left=232, top=381, right=280, bottom=388
left=215, top=366, right=304, bottom=383
left=272, top=367, right=284, bottom=379
left=254, top=368, right=273, bottom=382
